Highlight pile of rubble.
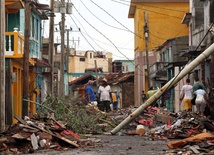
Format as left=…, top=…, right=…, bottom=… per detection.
left=0, top=95, right=116, bottom=154
left=1, top=98, right=214, bottom=155
left=110, top=106, right=214, bottom=154
left=128, top=107, right=214, bottom=154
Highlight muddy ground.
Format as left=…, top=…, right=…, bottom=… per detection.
left=29, top=134, right=169, bottom=155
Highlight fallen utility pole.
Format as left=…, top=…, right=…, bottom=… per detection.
left=111, top=43, right=214, bottom=135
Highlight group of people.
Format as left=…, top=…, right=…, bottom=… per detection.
left=179, top=77, right=208, bottom=116
left=85, top=78, right=120, bottom=112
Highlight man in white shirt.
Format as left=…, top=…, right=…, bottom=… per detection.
left=98, top=78, right=112, bottom=112
left=180, top=78, right=193, bottom=111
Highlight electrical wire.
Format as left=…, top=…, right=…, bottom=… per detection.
left=79, top=0, right=128, bottom=32
left=70, top=14, right=134, bottom=51
left=73, top=5, right=136, bottom=64
left=89, top=0, right=159, bottom=47
left=111, top=0, right=184, bottom=19
left=69, top=14, right=133, bottom=60
left=112, top=0, right=187, bottom=13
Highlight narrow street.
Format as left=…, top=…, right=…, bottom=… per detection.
left=2, top=0, right=214, bottom=155
left=29, top=135, right=168, bottom=155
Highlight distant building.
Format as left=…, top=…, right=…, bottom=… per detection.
left=112, top=60, right=134, bottom=73
left=68, top=50, right=112, bottom=81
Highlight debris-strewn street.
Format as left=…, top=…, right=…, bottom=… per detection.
left=1, top=95, right=214, bottom=155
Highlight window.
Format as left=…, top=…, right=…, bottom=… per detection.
left=80, top=58, right=85, bottom=61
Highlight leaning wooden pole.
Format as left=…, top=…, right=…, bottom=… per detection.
left=111, top=43, right=214, bottom=135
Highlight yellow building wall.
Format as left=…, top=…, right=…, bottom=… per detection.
left=133, top=2, right=189, bottom=52
left=68, top=52, right=112, bottom=82
left=130, top=1, right=189, bottom=106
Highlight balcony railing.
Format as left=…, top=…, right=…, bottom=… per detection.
left=5, top=31, right=24, bottom=58
left=150, top=62, right=168, bottom=81
left=150, top=62, right=167, bottom=74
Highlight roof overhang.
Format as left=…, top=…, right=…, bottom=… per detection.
left=181, top=13, right=192, bottom=25
left=30, top=58, right=50, bottom=67
left=5, top=0, right=25, bottom=14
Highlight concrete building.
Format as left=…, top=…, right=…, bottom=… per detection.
left=68, top=50, right=112, bottom=81
left=112, top=60, right=135, bottom=73
left=128, top=0, right=189, bottom=106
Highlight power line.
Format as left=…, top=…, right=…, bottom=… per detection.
left=80, top=0, right=128, bottom=32
left=111, top=0, right=184, bottom=19
left=73, top=5, right=139, bottom=73
left=69, top=15, right=131, bottom=59
left=112, top=0, right=187, bottom=13
left=89, top=0, right=159, bottom=47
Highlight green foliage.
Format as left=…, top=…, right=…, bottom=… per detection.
left=38, top=94, right=103, bottom=134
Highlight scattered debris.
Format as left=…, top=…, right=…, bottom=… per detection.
left=2, top=95, right=214, bottom=154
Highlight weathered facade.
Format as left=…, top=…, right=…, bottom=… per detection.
left=182, top=0, right=214, bottom=92
left=68, top=50, right=112, bottom=82
left=112, top=60, right=135, bottom=73
left=151, top=36, right=189, bottom=112
left=5, top=0, right=49, bottom=124
left=128, top=0, right=189, bottom=106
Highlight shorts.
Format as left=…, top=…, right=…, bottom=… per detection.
left=183, top=98, right=192, bottom=111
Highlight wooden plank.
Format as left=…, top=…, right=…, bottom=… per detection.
left=14, top=116, right=79, bottom=147
left=167, top=132, right=214, bottom=149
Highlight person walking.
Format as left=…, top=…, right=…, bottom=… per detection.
left=194, top=86, right=208, bottom=116
left=141, top=90, right=147, bottom=104
left=112, top=90, right=120, bottom=110
left=179, top=78, right=193, bottom=111
left=85, top=80, right=96, bottom=105
left=147, top=86, right=157, bottom=99
left=193, top=76, right=206, bottom=92
left=192, top=76, right=206, bottom=112
left=98, top=78, right=112, bottom=112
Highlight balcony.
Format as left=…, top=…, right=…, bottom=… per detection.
left=5, top=31, right=24, bottom=58
left=150, top=62, right=167, bottom=81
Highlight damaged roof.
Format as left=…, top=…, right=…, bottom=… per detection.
left=69, top=74, right=96, bottom=86
left=99, top=72, right=134, bottom=85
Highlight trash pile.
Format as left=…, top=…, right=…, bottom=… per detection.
left=0, top=115, right=80, bottom=154
left=0, top=95, right=116, bottom=154
left=111, top=106, right=214, bottom=154
left=128, top=107, right=214, bottom=155
left=1, top=94, right=214, bottom=155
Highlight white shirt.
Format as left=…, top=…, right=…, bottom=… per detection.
left=98, top=85, right=111, bottom=101
left=180, top=85, right=193, bottom=99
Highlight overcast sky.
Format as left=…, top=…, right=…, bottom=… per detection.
left=40, top=0, right=134, bottom=60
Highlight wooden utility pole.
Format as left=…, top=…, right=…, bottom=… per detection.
left=0, top=0, right=5, bottom=131
left=94, top=60, right=98, bottom=87
left=49, top=0, right=54, bottom=95
left=144, top=12, right=150, bottom=89
left=22, top=0, right=31, bottom=118
left=59, top=0, right=65, bottom=96
left=66, top=28, right=71, bottom=73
